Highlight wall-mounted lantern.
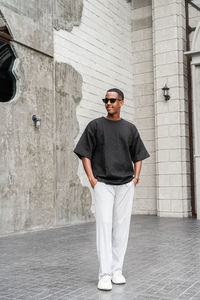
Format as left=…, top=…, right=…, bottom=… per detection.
left=162, top=84, right=170, bottom=101
left=32, top=115, right=41, bottom=128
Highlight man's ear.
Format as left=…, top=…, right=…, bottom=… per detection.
left=120, top=100, right=124, bottom=107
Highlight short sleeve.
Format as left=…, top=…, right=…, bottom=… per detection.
left=130, top=128, right=150, bottom=163
left=73, top=121, right=96, bottom=160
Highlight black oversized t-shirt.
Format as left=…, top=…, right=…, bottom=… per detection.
left=74, top=117, right=150, bottom=185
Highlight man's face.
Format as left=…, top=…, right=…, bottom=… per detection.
left=104, top=92, right=124, bottom=115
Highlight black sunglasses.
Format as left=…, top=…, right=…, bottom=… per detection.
left=102, top=98, right=121, bottom=104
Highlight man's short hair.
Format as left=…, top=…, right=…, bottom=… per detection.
left=106, top=88, right=124, bottom=100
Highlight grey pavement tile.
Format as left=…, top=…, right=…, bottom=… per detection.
left=0, top=216, right=200, bottom=300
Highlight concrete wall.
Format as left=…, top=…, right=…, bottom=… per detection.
left=0, top=0, right=93, bottom=235
left=0, top=0, right=55, bottom=234
left=131, top=0, right=156, bottom=215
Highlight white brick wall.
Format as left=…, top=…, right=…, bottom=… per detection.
left=54, top=0, right=133, bottom=211
left=54, top=0, right=133, bottom=128
left=153, top=0, right=192, bottom=217
left=131, top=1, right=156, bottom=215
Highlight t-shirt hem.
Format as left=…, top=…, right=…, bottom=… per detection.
left=97, top=178, right=133, bottom=185
left=73, top=150, right=92, bottom=160
left=132, top=153, right=150, bottom=163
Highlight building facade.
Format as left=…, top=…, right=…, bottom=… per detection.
left=0, top=0, right=199, bottom=235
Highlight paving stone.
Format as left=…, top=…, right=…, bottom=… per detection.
left=0, top=216, right=200, bottom=299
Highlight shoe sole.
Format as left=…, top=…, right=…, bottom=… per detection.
left=97, top=287, right=112, bottom=291
left=111, top=281, right=126, bottom=285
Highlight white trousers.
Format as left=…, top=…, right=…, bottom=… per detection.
left=94, top=180, right=134, bottom=278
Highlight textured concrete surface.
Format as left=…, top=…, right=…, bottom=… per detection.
left=0, top=215, right=200, bottom=299
left=0, top=0, right=83, bottom=55
left=0, top=43, right=55, bottom=234
left=0, top=0, right=87, bottom=234
left=55, top=62, right=92, bottom=226
left=54, top=0, right=83, bottom=31
left=0, top=0, right=54, bottom=56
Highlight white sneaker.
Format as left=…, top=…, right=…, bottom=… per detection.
left=97, top=275, right=112, bottom=291
left=112, top=271, right=126, bottom=284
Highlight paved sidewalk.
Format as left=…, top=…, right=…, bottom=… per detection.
left=0, top=215, right=200, bottom=300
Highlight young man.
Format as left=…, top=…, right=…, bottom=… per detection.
left=74, top=88, right=150, bottom=291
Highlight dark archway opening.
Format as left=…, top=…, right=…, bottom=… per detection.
left=0, top=26, right=16, bottom=102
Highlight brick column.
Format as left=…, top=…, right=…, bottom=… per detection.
left=152, top=0, right=191, bottom=217
left=131, top=0, right=156, bottom=215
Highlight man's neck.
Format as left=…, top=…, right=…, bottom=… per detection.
left=106, top=113, right=121, bottom=121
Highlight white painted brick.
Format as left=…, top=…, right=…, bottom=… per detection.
left=155, top=51, right=179, bottom=66
left=154, top=3, right=178, bottom=19
left=169, top=175, right=183, bottom=186
left=179, top=99, right=188, bottom=113
left=139, top=140, right=155, bottom=152
left=171, top=200, right=183, bottom=212
left=133, top=61, right=153, bottom=75
left=182, top=174, right=191, bottom=187
left=133, top=72, right=154, bottom=85
left=158, top=174, right=183, bottom=186
left=158, top=211, right=191, bottom=217
left=183, top=199, right=192, bottom=212
left=157, top=126, right=169, bottom=138
left=156, top=102, right=169, bottom=114
left=157, top=174, right=170, bottom=186
left=181, top=135, right=190, bottom=149
left=168, top=124, right=181, bottom=137
left=156, top=112, right=180, bottom=126
left=133, top=95, right=154, bottom=107
left=153, top=15, right=178, bottom=30
left=139, top=175, right=156, bottom=186
left=157, top=161, right=182, bottom=174
left=181, top=148, right=190, bottom=162
left=157, top=149, right=170, bottom=161
left=169, top=149, right=182, bottom=162
left=158, top=187, right=183, bottom=200
left=153, top=0, right=177, bottom=9
left=133, top=85, right=154, bottom=98
left=168, top=100, right=181, bottom=113
left=132, top=27, right=152, bottom=42
left=135, top=117, right=155, bottom=130
left=132, top=5, right=152, bottom=20
left=154, top=40, right=178, bottom=54
left=159, top=200, right=171, bottom=211
left=136, top=187, right=156, bottom=199
left=157, top=136, right=181, bottom=149
left=155, top=75, right=182, bottom=90
left=141, top=163, right=156, bottom=176
left=155, top=62, right=180, bottom=78
left=133, top=50, right=153, bottom=63
left=134, top=199, right=157, bottom=213
left=133, top=39, right=153, bottom=52
left=135, top=105, right=154, bottom=118
left=139, top=128, right=155, bottom=141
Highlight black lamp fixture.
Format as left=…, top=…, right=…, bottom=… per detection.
left=162, top=84, right=170, bottom=101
